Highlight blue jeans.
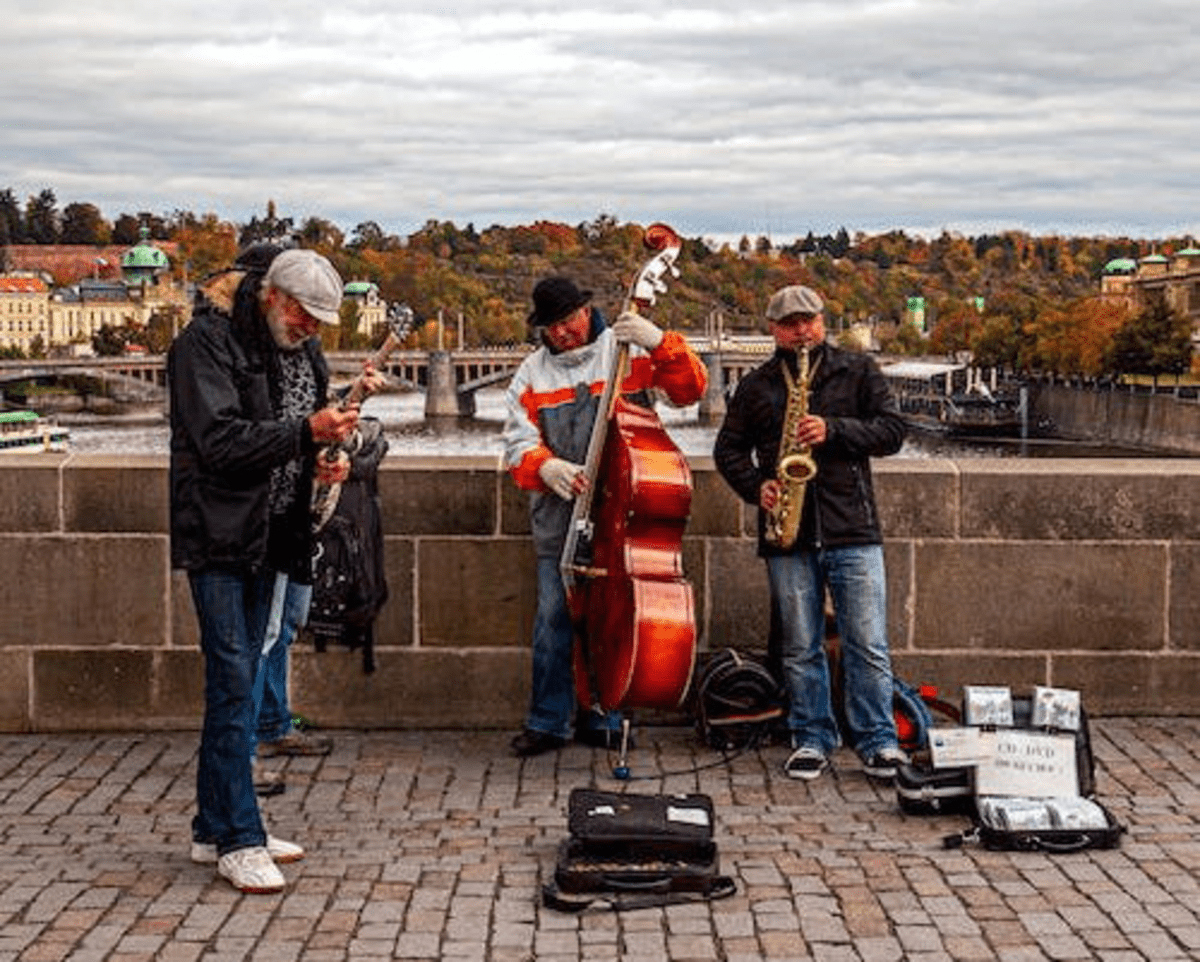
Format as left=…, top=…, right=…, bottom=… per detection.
left=251, top=574, right=312, bottom=752
left=767, top=545, right=898, bottom=759
left=526, top=556, right=619, bottom=739
left=188, top=569, right=272, bottom=854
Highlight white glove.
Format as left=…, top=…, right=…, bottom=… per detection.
left=611, top=312, right=664, bottom=351
left=539, top=457, right=585, bottom=500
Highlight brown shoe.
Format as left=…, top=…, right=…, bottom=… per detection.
left=258, top=728, right=333, bottom=757
left=510, top=729, right=567, bottom=758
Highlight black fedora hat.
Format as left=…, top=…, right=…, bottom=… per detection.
left=527, top=276, right=592, bottom=327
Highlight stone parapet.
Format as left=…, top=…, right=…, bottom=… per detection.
left=0, top=453, right=1197, bottom=732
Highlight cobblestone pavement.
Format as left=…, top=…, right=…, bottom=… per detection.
left=2, top=717, right=1199, bottom=962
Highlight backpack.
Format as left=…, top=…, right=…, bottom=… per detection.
left=307, top=417, right=388, bottom=672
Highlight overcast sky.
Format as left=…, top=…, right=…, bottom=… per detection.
left=5, top=0, right=1198, bottom=245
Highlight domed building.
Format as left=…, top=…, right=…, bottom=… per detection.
left=343, top=280, right=386, bottom=337
left=1100, top=246, right=1200, bottom=353
left=121, top=226, right=171, bottom=287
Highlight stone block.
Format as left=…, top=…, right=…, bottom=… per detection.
left=876, top=461, right=959, bottom=539
left=681, top=538, right=706, bottom=647
left=379, top=459, right=496, bottom=535
left=418, top=539, right=535, bottom=648
left=884, top=541, right=913, bottom=651
left=290, top=647, right=527, bottom=728
left=1170, top=544, right=1200, bottom=652
left=499, top=474, right=531, bottom=537
left=688, top=466, right=744, bottom=537
left=373, top=537, right=415, bottom=649
left=959, top=460, right=1200, bottom=540
left=912, top=541, right=1165, bottom=652
left=171, top=570, right=199, bottom=649
left=0, top=459, right=61, bottom=532
left=155, top=649, right=204, bottom=728
left=1052, top=654, right=1200, bottom=715
left=707, top=539, right=770, bottom=652
left=0, top=649, right=30, bottom=731
left=64, top=456, right=168, bottom=533
left=0, top=536, right=169, bottom=648
left=33, top=649, right=155, bottom=730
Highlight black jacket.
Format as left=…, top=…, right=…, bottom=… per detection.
left=168, top=271, right=329, bottom=580
left=713, top=342, right=906, bottom=556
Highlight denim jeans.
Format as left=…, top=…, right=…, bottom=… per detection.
left=251, top=573, right=312, bottom=751
left=767, top=545, right=898, bottom=759
left=526, top=556, right=619, bottom=739
left=188, top=568, right=272, bottom=854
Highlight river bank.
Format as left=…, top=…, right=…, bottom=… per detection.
left=59, top=388, right=1192, bottom=460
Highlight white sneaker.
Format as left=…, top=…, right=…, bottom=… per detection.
left=216, top=846, right=286, bottom=893
left=862, top=745, right=908, bottom=780
left=784, top=746, right=829, bottom=780
left=192, top=835, right=305, bottom=865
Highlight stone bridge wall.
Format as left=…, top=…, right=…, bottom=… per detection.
left=1, top=455, right=1197, bottom=732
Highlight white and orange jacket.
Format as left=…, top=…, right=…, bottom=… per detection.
left=502, top=309, right=707, bottom=557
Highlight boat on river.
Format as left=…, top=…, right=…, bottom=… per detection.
left=0, top=410, right=71, bottom=453
left=881, top=360, right=1025, bottom=437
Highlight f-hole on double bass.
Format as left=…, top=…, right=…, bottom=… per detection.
left=560, top=223, right=698, bottom=713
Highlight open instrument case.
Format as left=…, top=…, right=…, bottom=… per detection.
left=897, top=686, right=1124, bottom=853
left=542, top=788, right=736, bottom=911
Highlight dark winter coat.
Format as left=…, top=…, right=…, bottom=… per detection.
left=713, top=342, right=906, bottom=556
left=168, top=270, right=329, bottom=581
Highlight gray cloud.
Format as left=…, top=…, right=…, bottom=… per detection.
left=5, top=0, right=1198, bottom=241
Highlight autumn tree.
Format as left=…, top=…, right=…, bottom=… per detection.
left=0, top=188, right=22, bottom=244
left=60, top=203, right=111, bottom=244
left=1106, top=291, right=1194, bottom=384
left=928, top=298, right=984, bottom=356
left=297, top=216, right=345, bottom=251
left=349, top=220, right=401, bottom=251
left=171, top=213, right=239, bottom=280
left=971, top=314, right=1023, bottom=372
left=24, top=189, right=60, bottom=243
left=146, top=305, right=186, bottom=353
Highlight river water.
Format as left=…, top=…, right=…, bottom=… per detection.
left=61, top=388, right=1181, bottom=460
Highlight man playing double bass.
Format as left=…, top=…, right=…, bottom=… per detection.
left=502, top=276, right=707, bottom=758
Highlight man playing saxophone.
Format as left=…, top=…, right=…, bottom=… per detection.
left=713, top=285, right=908, bottom=781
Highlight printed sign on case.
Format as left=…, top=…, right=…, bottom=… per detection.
left=974, top=730, right=1078, bottom=797
left=929, top=727, right=989, bottom=768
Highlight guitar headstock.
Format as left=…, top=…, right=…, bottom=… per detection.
left=385, top=303, right=415, bottom=342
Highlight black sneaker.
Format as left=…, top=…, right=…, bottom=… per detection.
left=510, top=729, right=567, bottom=758
left=784, top=746, right=829, bottom=780
left=862, top=746, right=907, bottom=780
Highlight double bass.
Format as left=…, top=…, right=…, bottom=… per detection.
left=560, top=223, right=699, bottom=713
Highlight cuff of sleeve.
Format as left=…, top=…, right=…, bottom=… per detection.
left=650, top=329, right=687, bottom=361
left=512, top=445, right=554, bottom=491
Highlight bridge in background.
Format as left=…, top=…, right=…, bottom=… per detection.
left=0, top=337, right=775, bottom=421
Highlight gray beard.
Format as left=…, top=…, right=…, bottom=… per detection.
left=266, top=311, right=306, bottom=351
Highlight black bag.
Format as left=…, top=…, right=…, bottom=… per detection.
left=308, top=418, right=389, bottom=672
left=542, top=788, right=736, bottom=912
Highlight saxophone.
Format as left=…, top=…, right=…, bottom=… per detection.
left=764, top=347, right=819, bottom=550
